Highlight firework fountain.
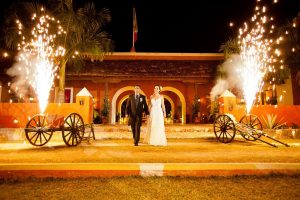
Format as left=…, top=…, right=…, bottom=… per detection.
left=210, top=0, right=287, bottom=114
left=7, top=8, right=65, bottom=113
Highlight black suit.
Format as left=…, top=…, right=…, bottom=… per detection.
left=126, top=94, right=149, bottom=145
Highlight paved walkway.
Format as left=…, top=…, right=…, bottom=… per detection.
left=0, top=136, right=300, bottom=179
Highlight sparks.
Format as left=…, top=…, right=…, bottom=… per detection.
left=236, top=0, right=286, bottom=113
left=15, top=9, right=65, bottom=113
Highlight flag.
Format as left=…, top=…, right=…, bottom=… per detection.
left=131, top=7, right=138, bottom=52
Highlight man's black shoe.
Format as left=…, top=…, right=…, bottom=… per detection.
left=134, top=143, right=138, bottom=146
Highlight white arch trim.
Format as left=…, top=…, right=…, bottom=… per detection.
left=163, top=86, right=186, bottom=124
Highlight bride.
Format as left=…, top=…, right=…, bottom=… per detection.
left=143, top=85, right=167, bottom=146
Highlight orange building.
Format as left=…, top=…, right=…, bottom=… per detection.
left=63, top=52, right=224, bottom=124
left=1, top=52, right=300, bottom=125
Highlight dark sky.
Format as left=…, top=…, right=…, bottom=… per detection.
left=1, top=0, right=299, bottom=53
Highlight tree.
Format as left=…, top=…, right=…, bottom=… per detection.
left=3, top=0, right=113, bottom=102
left=51, top=0, right=113, bottom=102
left=2, top=2, right=44, bottom=50
left=218, top=37, right=240, bottom=59
left=277, top=19, right=300, bottom=72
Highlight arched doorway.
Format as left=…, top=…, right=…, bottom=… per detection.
left=111, top=86, right=146, bottom=124
left=117, top=94, right=175, bottom=124
left=111, top=86, right=186, bottom=124
left=162, top=87, right=186, bottom=124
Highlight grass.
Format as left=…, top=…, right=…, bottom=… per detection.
left=0, top=174, right=299, bottom=200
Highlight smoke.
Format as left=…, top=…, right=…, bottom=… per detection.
left=210, top=54, right=243, bottom=100
left=6, top=52, right=36, bottom=100
left=6, top=51, right=57, bottom=113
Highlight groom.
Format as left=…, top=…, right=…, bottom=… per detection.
left=126, top=85, right=149, bottom=146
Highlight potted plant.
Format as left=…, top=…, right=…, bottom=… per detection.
left=101, top=96, right=110, bottom=124
left=166, top=111, right=173, bottom=124
left=208, top=97, right=219, bottom=123
left=192, top=96, right=200, bottom=123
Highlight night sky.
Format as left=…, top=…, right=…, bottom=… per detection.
left=1, top=0, right=299, bottom=53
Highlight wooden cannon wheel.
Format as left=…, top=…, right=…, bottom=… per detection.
left=62, top=113, right=85, bottom=146
left=239, top=114, right=263, bottom=141
left=213, top=114, right=236, bottom=143
left=25, top=114, right=53, bottom=146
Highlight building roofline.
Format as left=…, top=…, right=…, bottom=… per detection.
left=82, top=52, right=224, bottom=61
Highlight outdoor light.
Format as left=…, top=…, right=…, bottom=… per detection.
left=80, top=99, right=84, bottom=105
left=292, top=130, right=296, bottom=137
left=3, top=52, right=8, bottom=57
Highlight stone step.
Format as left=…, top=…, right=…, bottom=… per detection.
left=0, top=125, right=299, bottom=142
left=93, top=124, right=214, bottom=133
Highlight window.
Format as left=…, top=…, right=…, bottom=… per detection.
left=65, top=87, right=74, bottom=103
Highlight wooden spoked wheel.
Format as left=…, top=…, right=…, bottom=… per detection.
left=62, top=113, right=85, bottom=146
left=25, top=114, right=53, bottom=146
left=239, top=114, right=263, bottom=141
left=213, top=114, right=236, bottom=143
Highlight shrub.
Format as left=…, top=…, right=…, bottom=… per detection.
left=262, top=113, right=286, bottom=129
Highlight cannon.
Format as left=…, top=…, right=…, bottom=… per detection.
left=213, top=114, right=289, bottom=147
left=24, top=113, right=95, bottom=147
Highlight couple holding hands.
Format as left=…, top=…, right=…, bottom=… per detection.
left=126, top=85, right=167, bottom=146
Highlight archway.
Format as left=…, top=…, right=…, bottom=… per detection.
left=118, top=95, right=130, bottom=117
left=161, top=95, right=174, bottom=117
left=111, top=86, right=145, bottom=124
left=111, top=86, right=186, bottom=124
left=162, top=86, right=186, bottom=124
left=117, top=94, right=175, bottom=124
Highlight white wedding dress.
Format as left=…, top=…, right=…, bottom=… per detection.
left=144, top=96, right=167, bottom=146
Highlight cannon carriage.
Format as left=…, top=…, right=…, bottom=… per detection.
left=24, top=113, right=95, bottom=147
left=213, top=114, right=289, bottom=147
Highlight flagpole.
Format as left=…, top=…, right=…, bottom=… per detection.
left=131, top=7, right=137, bottom=52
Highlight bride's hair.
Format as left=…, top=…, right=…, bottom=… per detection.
left=155, top=85, right=163, bottom=93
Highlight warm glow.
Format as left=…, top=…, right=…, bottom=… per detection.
left=14, top=9, right=65, bottom=113
left=236, top=0, right=285, bottom=112
left=3, top=52, right=9, bottom=57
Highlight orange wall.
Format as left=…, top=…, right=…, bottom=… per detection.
left=66, top=80, right=210, bottom=123
left=0, top=95, right=93, bottom=128
left=229, top=105, right=300, bottom=127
